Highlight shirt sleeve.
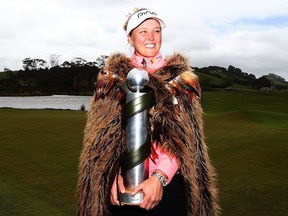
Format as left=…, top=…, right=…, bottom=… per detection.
left=151, top=146, right=179, bottom=184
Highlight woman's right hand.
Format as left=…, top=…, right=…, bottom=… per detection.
left=110, top=173, right=125, bottom=206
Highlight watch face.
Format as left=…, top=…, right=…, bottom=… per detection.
left=160, top=176, right=167, bottom=186
left=162, top=179, right=168, bottom=186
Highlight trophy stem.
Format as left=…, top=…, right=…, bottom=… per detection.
left=120, top=69, right=153, bottom=205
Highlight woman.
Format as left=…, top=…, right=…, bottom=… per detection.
left=77, top=8, right=219, bottom=216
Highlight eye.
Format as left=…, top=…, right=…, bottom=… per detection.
left=154, top=29, right=161, bottom=34
left=139, top=30, right=147, bottom=34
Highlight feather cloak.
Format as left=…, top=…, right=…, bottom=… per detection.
left=77, top=52, right=219, bottom=216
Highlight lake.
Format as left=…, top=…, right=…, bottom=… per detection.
left=0, top=95, right=92, bottom=111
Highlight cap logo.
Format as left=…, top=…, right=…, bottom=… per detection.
left=137, top=11, right=157, bottom=18
left=126, top=9, right=165, bottom=35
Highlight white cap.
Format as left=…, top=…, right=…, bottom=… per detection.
left=126, top=9, right=166, bottom=35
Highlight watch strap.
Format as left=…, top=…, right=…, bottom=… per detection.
left=151, top=171, right=168, bottom=187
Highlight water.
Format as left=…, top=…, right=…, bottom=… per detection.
left=0, top=95, right=93, bottom=110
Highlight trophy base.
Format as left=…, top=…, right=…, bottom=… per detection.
left=120, top=191, right=144, bottom=205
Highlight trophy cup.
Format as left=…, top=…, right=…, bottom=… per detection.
left=120, top=68, right=154, bottom=205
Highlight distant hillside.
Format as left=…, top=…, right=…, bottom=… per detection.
left=193, top=65, right=288, bottom=91
left=264, top=73, right=288, bottom=88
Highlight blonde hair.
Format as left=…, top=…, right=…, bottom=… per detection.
left=123, top=8, right=148, bottom=33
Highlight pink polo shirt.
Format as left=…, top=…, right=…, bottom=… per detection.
left=130, top=52, right=179, bottom=184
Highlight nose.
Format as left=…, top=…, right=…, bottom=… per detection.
left=147, top=31, right=154, bottom=40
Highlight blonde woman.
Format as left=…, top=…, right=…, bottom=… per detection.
left=77, top=8, right=219, bottom=216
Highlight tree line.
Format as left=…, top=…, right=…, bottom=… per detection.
left=0, top=55, right=108, bottom=96
left=0, top=65, right=100, bottom=96
left=0, top=56, right=287, bottom=96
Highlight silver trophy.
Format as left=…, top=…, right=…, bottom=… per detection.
left=120, top=68, right=153, bottom=205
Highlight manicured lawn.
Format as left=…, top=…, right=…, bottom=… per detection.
left=0, top=90, right=287, bottom=215
left=202, top=91, right=288, bottom=216
left=0, top=109, right=86, bottom=215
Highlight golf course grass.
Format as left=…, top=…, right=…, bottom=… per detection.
left=0, top=90, right=287, bottom=215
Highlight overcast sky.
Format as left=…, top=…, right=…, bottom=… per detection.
left=0, top=0, right=288, bottom=80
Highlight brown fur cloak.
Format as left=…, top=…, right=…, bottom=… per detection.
left=77, top=53, right=219, bottom=216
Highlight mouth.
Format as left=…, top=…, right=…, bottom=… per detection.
left=144, top=44, right=155, bottom=48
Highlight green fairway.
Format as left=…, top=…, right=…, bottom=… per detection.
left=202, top=91, right=288, bottom=216
left=0, top=109, right=85, bottom=215
left=0, top=90, right=287, bottom=215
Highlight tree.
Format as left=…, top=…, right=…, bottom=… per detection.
left=4, top=67, right=11, bottom=72
left=23, top=57, right=35, bottom=70
left=22, top=58, right=47, bottom=70
left=62, top=61, right=72, bottom=68
left=248, top=74, right=256, bottom=79
left=35, top=58, right=48, bottom=70
left=235, top=68, right=242, bottom=74
left=70, top=57, right=87, bottom=67
left=85, top=61, right=97, bottom=67
left=253, top=76, right=271, bottom=89
left=49, top=54, right=61, bottom=68
left=227, top=65, right=236, bottom=73
left=95, top=55, right=108, bottom=68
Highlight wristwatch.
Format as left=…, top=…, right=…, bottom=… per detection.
left=152, top=171, right=168, bottom=187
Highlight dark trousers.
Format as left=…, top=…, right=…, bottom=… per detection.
left=109, top=172, right=187, bottom=216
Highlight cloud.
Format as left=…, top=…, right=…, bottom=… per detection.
left=0, top=0, right=287, bottom=80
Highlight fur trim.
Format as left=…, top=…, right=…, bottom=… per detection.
left=77, top=52, right=219, bottom=216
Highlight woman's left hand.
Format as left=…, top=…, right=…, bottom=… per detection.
left=131, top=175, right=163, bottom=210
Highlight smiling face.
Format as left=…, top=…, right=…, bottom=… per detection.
left=128, top=18, right=162, bottom=58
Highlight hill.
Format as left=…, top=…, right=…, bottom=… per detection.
left=193, top=65, right=288, bottom=90
left=264, top=73, right=288, bottom=88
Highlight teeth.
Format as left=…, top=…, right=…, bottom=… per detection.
left=145, top=44, right=155, bottom=48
